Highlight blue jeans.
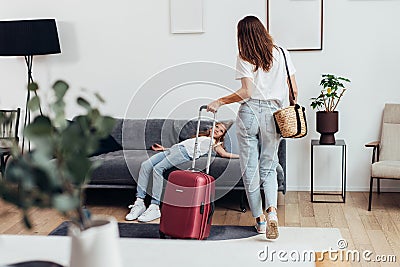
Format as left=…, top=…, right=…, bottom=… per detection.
left=236, top=99, right=281, bottom=218
left=136, top=144, right=191, bottom=205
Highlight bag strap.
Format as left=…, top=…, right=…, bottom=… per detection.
left=278, top=47, right=295, bottom=103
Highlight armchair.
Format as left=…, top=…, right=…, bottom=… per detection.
left=365, top=104, right=400, bottom=211
left=0, top=108, right=20, bottom=177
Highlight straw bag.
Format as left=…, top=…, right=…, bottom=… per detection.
left=273, top=47, right=307, bottom=138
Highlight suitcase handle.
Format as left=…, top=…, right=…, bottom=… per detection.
left=191, top=105, right=217, bottom=174
left=199, top=105, right=208, bottom=111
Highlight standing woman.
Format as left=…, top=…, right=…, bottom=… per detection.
left=207, top=16, right=298, bottom=240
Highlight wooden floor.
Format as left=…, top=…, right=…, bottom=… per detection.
left=1, top=190, right=399, bottom=267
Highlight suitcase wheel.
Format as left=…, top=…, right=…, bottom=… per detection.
left=159, top=230, right=166, bottom=239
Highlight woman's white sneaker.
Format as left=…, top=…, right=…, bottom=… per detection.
left=138, top=204, right=161, bottom=222
left=125, top=199, right=146, bottom=221
left=266, top=212, right=279, bottom=240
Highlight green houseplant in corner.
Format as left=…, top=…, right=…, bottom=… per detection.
left=310, top=74, right=351, bottom=144
left=0, top=80, right=122, bottom=267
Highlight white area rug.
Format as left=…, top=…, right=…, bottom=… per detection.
left=123, top=227, right=342, bottom=266
left=0, top=227, right=342, bottom=267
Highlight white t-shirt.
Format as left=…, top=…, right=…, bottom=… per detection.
left=235, top=46, right=296, bottom=106
left=180, top=136, right=214, bottom=159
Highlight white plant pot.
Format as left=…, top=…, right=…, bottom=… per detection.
left=69, top=215, right=122, bottom=267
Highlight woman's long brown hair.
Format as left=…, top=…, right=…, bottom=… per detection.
left=237, top=16, right=275, bottom=72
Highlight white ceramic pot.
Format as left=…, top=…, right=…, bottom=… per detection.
left=69, top=215, right=122, bottom=267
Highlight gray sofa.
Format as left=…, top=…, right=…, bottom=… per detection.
left=87, top=118, right=286, bottom=211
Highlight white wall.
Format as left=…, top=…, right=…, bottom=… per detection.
left=1, top=0, right=400, bottom=192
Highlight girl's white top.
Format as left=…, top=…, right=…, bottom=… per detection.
left=180, top=136, right=216, bottom=159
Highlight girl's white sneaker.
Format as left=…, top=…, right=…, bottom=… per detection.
left=138, top=204, right=161, bottom=222
left=125, top=199, right=146, bottom=221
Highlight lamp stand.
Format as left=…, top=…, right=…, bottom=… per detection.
left=22, top=55, right=43, bottom=153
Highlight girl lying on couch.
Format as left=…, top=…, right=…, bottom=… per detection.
left=125, top=122, right=239, bottom=222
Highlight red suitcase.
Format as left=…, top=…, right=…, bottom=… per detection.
left=159, top=105, right=216, bottom=240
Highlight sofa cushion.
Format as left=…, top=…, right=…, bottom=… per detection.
left=173, top=120, right=212, bottom=142
left=110, top=119, right=123, bottom=146
left=90, top=150, right=134, bottom=185
left=115, top=118, right=235, bottom=151
left=162, top=155, right=242, bottom=188
left=121, top=119, right=178, bottom=150
left=122, top=119, right=152, bottom=150
left=90, top=150, right=158, bottom=185
left=223, top=122, right=239, bottom=154
left=174, top=119, right=234, bottom=152
left=68, top=118, right=122, bottom=157
left=89, top=117, right=286, bottom=193
left=89, top=148, right=286, bottom=192
left=90, top=149, right=242, bottom=187
left=90, top=135, right=122, bottom=157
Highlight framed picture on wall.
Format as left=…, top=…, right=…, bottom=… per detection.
left=266, top=0, right=323, bottom=51
left=170, top=0, right=204, bottom=34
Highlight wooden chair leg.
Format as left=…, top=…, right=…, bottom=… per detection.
left=0, top=154, right=5, bottom=178
left=368, top=176, right=374, bottom=211
left=377, top=178, right=381, bottom=194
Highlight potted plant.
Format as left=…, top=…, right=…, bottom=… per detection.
left=310, top=74, right=351, bottom=144
left=0, top=80, right=122, bottom=267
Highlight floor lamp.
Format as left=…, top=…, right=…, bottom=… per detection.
left=0, top=19, right=61, bottom=152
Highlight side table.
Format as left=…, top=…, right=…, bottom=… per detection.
left=311, top=139, right=346, bottom=203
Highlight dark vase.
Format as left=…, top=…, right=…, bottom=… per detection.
left=316, top=111, right=339, bottom=145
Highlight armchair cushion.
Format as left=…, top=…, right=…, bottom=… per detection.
left=380, top=123, right=400, bottom=161
left=372, top=161, right=400, bottom=179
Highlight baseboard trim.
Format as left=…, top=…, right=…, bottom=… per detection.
left=286, top=186, right=400, bottom=192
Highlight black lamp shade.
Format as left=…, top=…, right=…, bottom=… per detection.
left=0, top=19, right=61, bottom=56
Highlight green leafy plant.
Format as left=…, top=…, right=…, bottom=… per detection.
left=0, top=80, right=115, bottom=230
left=310, top=74, right=351, bottom=112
